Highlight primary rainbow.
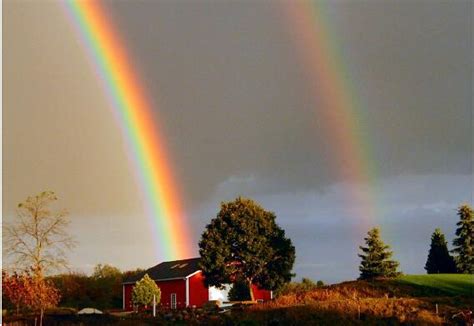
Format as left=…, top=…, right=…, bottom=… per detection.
left=63, top=0, right=193, bottom=260
left=282, top=1, right=380, bottom=228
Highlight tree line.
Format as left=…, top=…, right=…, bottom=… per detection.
left=3, top=263, right=144, bottom=312
left=357, top=204, right=473, bottom=279
left=3, top=191, right=473, bottom=318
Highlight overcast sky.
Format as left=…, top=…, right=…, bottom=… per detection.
left=3, top=0, right=473, bottom=283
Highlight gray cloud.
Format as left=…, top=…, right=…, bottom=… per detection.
left=104, top=0, right=472, bottom=208
left=3, top=1, right=472, bottom=282
left=190, top=173, right=471, bottom=283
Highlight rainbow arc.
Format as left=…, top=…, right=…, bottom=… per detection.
left=282, top=2, right=379, bottom=227
left=63, top=0, right=193, bottom=260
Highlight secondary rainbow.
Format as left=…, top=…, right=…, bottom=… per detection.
left=63, top=1, right=193, bottom=260
left=282, top=1, right=380, bottom=228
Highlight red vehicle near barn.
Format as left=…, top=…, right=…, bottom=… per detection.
left=122, top=257, right=272, bottom=310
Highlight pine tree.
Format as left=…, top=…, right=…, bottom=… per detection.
left=358, top=227, right=400, bottom=280
left=228, top=278, right=251, bottom=301
left=452, top=204, right=474, bottom=273
left=425, top=228, right=457, bottom=274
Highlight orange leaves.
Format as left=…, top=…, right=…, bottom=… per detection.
left=2, top=270, right=60, bottom=314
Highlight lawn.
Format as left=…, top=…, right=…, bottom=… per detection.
left=396, top=274, right=474, bottom=297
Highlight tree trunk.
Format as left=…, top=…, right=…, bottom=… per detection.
left=40, top=309, right=44, bottom=326
left=247, top=279, right=255, bottom=302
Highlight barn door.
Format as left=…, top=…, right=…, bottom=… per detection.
left=171, top=293, right=177, bottom=309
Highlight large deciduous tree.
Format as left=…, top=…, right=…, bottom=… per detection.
left=452, top=204, right=474, bottom=273
left=358, top=227, right=400, bottom=280
left=199, top=197, right=295, bottom=301
left=425, top=228, right=457, bottom=274
left=4, top=191, right=76, bottom=275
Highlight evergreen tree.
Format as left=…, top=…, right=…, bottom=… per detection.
left=424, top=228, right=457, bottom=274
left=358, top=227, right=400, bottom=280
left=452, top=204, right=474, bottom=273
left=228, top=278, right=251, bottom=301
left=199, top=197, right=295, bottom=301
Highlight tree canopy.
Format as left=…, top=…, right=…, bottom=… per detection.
left=452, top=204, right=474, bottom=273
left=199, top=197, right=295, bottom=301
left=358, top=227, right=400, bottom=280
left=92, top=264, right=122, bottom=279
left=132, top=274, right=161, bottom=308
left=425, top=228, right=457, bottom=274
left=48, top=266, right=140, bottom=310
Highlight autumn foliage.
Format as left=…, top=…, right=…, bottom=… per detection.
left=3, top=269, right=60, bottom=322
left=26, top=273, right=61, bottom=313
left=2, top=270, right=30, bottom=314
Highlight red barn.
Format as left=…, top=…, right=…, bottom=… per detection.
left=122, top=257, right=272, bottom=310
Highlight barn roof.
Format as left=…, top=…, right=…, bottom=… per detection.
left=123, top=257, right=201, bottom=284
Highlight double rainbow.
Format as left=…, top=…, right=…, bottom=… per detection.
left=63, top=1, right=193, bottom=260
left=63, top=0, right=378, bottom=258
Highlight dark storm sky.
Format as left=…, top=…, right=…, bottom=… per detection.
left=3, top=0, right=472, bottom=282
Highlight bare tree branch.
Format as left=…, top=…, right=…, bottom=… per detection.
left=3, top=191, right=76, bottom=275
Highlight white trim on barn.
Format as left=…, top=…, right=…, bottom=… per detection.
left=123, top=270, right=202, bottom=285
left=185, top=270, right=201, bottom=279
left=123, top=276, right=186, bottom=283
left=122, top=285, right=125, bottom=310
left=184, top=270, right=201, bottom=307
left=185, top=277, right=190, bottom=307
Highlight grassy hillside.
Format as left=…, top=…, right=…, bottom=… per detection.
left=396, top=274, right=473, bottom=297
left=210, top=275, right=474, bottom=325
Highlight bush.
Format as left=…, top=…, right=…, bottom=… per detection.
left=203, top=300, right=222, bottom=311
left=275, top=277, right=319, bottom=296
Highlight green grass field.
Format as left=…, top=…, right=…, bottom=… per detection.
left=396, top=274, right=474, bottom=297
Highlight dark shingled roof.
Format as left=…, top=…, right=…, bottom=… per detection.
left=123, top=257, right=201, bottom=284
